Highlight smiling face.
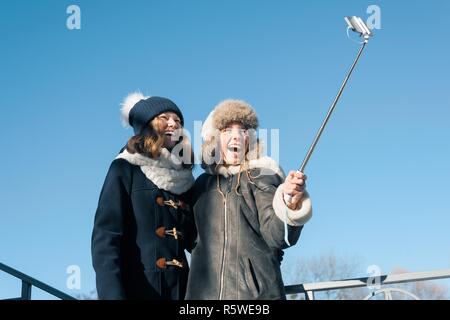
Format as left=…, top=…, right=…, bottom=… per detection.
left=153, top=112, right=182, bottom=150
left=219, top=122, right=248, bottom=165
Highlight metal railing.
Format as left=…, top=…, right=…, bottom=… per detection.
left=0, top=262, right=76, bottom=300
left=285, top=269, right=450, bottom=300
left=2, top=261, right=449, bottom=300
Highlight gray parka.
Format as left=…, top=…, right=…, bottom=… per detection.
left=185, top=157, right=312, bottom=300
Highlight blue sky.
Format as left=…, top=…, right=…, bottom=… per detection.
left=1, top=0, right=449, bottom=299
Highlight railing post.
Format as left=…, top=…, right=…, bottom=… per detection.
left=21, top=281, right=32, bottom=300
left=0, top=262, right=76, bottom=300
left=305, top=291, right=315, bottom=300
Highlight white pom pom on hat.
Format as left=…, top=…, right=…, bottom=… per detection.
left=120, top=92, right=149, bottom=127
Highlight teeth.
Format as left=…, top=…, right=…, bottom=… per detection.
left=228, top=145, right=241, bottom=151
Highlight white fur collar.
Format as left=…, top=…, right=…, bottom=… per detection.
left=116, top=148, right=194, bottom=195
left=204, top=156, right=285, bottom=178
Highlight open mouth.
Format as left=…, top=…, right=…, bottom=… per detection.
left=165, top=131, right=175, bottom=137
left=227, top=145, right=242, bottom=153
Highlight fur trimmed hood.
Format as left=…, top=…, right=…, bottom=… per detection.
left=201, top=99, right=259, bottom=142
left=201, top=99, right=262, bottom=173
left=116, top=147, right=195, bottom=195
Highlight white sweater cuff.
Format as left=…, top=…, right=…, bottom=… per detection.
left=272, top=183, right=313, bottom=226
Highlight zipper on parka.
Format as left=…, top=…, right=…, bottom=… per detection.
left=218, top=175, right=233, bottom=300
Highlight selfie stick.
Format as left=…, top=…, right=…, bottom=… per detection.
left=286, top=17, right=373, bottom=205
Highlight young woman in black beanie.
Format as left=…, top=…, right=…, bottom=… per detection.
left=91, top=93, right=195, bottom=300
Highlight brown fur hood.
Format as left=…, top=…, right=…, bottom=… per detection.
left=201, top=99, right=265, bottom=174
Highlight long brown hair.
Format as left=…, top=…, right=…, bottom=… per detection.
left=126, top=117, right=194, bottom=170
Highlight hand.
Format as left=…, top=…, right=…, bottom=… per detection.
left=283, top=171, right=307, bottom=210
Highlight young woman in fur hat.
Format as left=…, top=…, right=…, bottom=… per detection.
left=91, top=93, right=196, bottom=300
left=185, top=99, right=312, bottom=300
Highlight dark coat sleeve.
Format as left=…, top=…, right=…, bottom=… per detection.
left=180, top=184, right=200, bottom=253
left=251, top=170, right=303, bottom=250
left=91, top=159, right=132, bottom=300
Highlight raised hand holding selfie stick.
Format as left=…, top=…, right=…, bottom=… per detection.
left=286, top=16, right=374, bottom=206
